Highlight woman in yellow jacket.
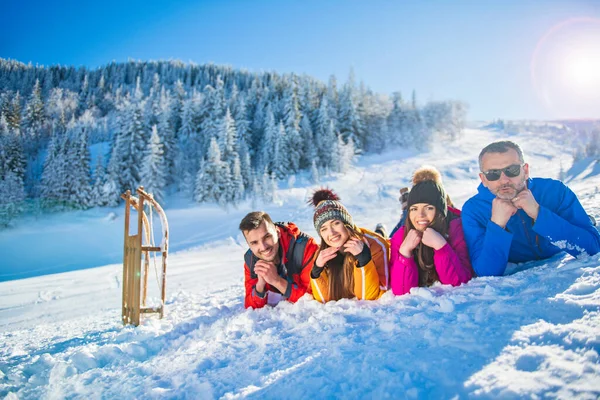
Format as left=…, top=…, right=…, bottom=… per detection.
left=310, top=189, right=390, bottom=302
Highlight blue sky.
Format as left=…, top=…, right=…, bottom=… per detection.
left=2, top=0, right=600, bottom=120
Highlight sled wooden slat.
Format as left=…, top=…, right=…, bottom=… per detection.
left=121, top=187, right=169, bottom=327
left=122, top=191, right=131, bottom=325
left=140, top=306, right=162, bottom=314
left=141, top=246, right=162, bottom=252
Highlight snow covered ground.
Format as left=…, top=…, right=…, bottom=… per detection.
left=1, top=126, right=600, bottom=399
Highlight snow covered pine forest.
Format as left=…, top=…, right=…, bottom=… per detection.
left=1, top=58, right=600, bottom=399
left=0, top=58, right=466, bottom=227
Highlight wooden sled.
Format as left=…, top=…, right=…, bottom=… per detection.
left=121, top=187, right=169, bottom=326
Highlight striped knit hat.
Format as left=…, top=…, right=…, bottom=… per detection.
left=310, top=189, right=354, bottom=232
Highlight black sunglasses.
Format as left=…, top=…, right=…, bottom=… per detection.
left=482, top=164, right=523, bottom=181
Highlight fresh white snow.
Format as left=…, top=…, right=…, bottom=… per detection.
left=1, top=126, right=600, bottom=399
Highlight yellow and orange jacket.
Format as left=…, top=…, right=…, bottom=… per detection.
left=311, top=227, right=390, bottom=303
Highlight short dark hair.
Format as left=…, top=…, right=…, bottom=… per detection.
left=478, top=140, right=525, bottom=171
left=239, top=211, right=275, bottom=233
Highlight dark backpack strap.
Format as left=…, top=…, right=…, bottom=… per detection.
left=286, top=232, right=311, bottom=276
left=244, top=249, right=257, bottom=279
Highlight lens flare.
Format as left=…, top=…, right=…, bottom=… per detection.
left=531, top=17, right=600, bottom=118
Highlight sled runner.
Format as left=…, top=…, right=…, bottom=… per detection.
left=121, top=187, right=169, bottom=326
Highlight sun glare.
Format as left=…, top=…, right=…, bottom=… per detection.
left=563, top=46, right=600, bottom=90
left=531, top=18, right=600, bottom=118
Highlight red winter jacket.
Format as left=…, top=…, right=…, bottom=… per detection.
left=244, top=222, right=318, bottom=309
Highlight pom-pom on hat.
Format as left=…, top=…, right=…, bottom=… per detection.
left=407, top=166, right=447, bottom=217
left=310, top=188, right=354, bottom=233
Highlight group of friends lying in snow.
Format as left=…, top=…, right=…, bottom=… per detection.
left=239, top=140, right=600, bottom=308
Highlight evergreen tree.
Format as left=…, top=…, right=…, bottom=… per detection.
left=250, top=90, right=269, bottom=160
left=238, top=140, right=252, bottom=193
left=195, top=137, right=228, bottom=205
left=6, top=91, right=21, bottom=131
left=338, top=136, right=355, bottom=173
left=170, top=79, right=186, bottom=136
left=105, top=123, right=131, bottom=204
left=157, top=87, right=176, bottom=185
left=338, top=71, right=364, bottom=149
left=140, top=125, right=167, bottom=203
left=128, top=93, right=148, bottom=188
left=3, top=128, right=26, bottom=181
left=315, top=100, right=337, bottom=169
left=220, top=107, right=238, bottom=164
left=22, top=79, right=45, bottom=142
left=67, top=126, right=92, bottom=209
left=229, top=154, right=245, bottom=204
left=282, top=84, right=302, bottom=173
left=0, top=171, right=26, bottom=227
left=260, top=105, right=278, bottom=172
left=260, top=168, right=277, bottom=203
left=326, top=75, right=339, bottom=126
left=299, top=113, right=316, bottom=169
left=273, top=121, right=288, bottom=179
left=91, top=154, right=107, bottom=207
left=310, top=160, right=320, bottom=184
left=40, top=129, right=63, bottom=207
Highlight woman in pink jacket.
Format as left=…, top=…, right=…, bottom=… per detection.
left=390, top=166, right=473, bottom=295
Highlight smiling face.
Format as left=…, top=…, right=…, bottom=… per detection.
left=319, top=219, right=350, bottom=248
left=409, top=203, right=437, bottom=232
left=243, top=221, right=279, bottom=262
left=479, top=149, right=529, bottom=200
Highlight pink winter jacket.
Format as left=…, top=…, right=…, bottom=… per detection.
left=390, top=217, right=472, bottom=295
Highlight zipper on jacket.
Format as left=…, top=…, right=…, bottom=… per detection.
left=519, top=213, right=542, bottom=260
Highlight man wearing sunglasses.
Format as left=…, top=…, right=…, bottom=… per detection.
left=462, top=140, right=600, bottom=277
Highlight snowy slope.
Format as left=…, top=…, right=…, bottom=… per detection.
left=1, top=127, right=600, bottom=399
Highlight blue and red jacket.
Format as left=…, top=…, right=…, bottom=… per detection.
left=244, top=222, right=318, bottom=309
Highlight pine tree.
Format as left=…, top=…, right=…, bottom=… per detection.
left=229, top=154, right=245, bottom=204
left=22, top=79, right=45, bottom=142
left=338, top=136, right=355, bottom=173
left=3, top=128, right=26, bottom=181
left=220, top=108, right=238, bottom=164
left=238, top=140, right=252, bottom=193
left=273, top=121, right=288, bottom=179
left=310, top=160, right=320, bottom=184
left=91, top=154, right=107, bottom=207
left=250, top=91, right=268, bottom=160
left=195, top=137, right=228, bottom=204
left=282, top=83, right=301, bottom=172
left=6, top=91, right=21, bottom=131
left=67, top=126, right=92, bottom=209
left=315, top=100, right=338, bottom=170
left=338, top=72, right=364, bottom=149
left=327, top=75, right=339, bottom=126
left=170, top=79, right=186, bottom=136
left=157, top=87, right=176, bottom=185
left=260, top=168, right=277, bottom=203
left=299, top=113, right=316, bottom=170
left=199, top=79, right=225, bottom=155
left=260, top=105, right=278, bottom=172
left=128, top=94, right=148, bottom=188
left=40, top=128, right=65, bottom=208
left=0, top=171, right=26, bottom=227
left=140, top=125, right=167, bottom=204
left=106, top=124, right=131, bottom=204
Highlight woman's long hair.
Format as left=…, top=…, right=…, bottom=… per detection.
left=403, top=207, right=457, bottom=287
left=317, top=223, right=364, bottom=300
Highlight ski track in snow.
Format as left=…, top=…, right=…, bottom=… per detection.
left=1, top=127, right=600, bottom=399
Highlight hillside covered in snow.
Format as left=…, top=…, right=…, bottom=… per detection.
left=1, top=126, right=600, bottom=399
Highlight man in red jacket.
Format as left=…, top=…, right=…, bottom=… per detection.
left=240, top=211, right=318, bottom=308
